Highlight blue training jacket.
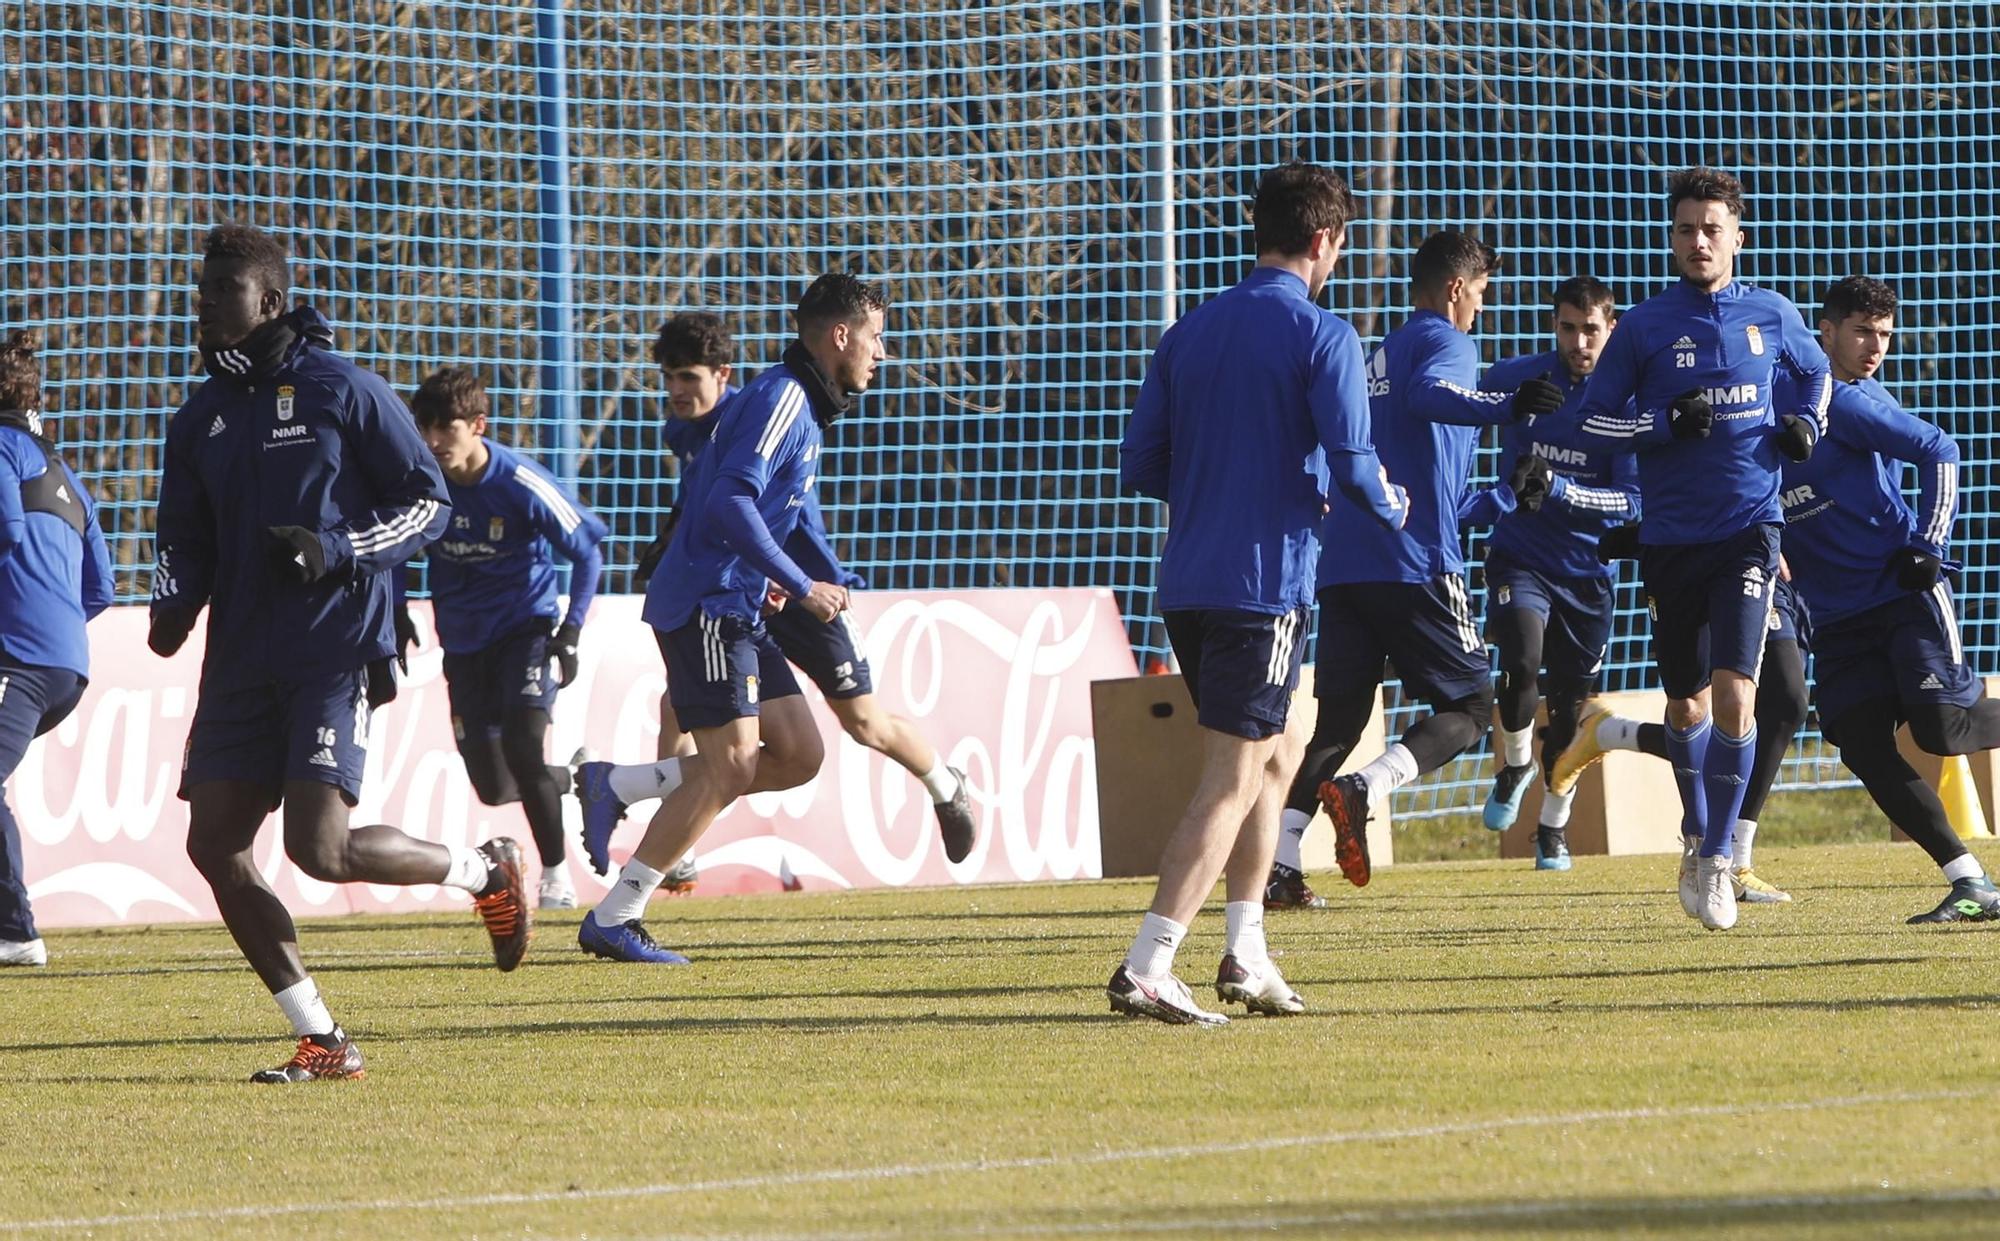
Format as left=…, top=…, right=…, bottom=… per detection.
left=1779, top=375, right=1958, bottom=627
left=1320, top=309, right=1516, bottom=587
left=426, top=440, right=608, bottom=654
left=151, top=308, right=451, bottom=690
left=1469, top=351, right=1641, bottom=580
left=1570, top=279, right=1831, bottom=546
left=0, top=419, right=113, bottom=678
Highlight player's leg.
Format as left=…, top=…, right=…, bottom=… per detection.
left=443, top=646, right=521, bottom=807
left=657, top=689, right=697, bottom=760
left=1112, top=606, right=1305, bottom=1024
left=0, top=664, right=80, bottom=966
left=1642, top=542, right=1716, bottom=919
left=1734, top=634, right=1806, bottom=903
left=500, top=707, right=575, bottom=906
left=1483, top=560, right=1550, bottom=830
left=1267, top=587, right=1380, bottom=904
left=1526, top=573, right=1614, bottom=870
left=1214, top=700, right=1309, bottom=1015
left=1899, top=582, right=2000, bottom=757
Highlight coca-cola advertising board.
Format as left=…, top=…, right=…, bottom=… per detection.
left=14, top=588, right=1136, bottom=928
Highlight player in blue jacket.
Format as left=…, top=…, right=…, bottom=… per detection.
left=149, top=224, right=529, bottom=1083
left=1777, top=276, right=2000, bottom=923
left=570, top=275, right=881, bottom=965
left=407, top=366, right=607, bottom=911
left=1265, top=231, right=1564, bottom=908
left=0, top=332, right=114, bottom=968
left=1469, top=276, right=1640, bottom=870
left=1113, top=164, right=1413, bottom=1023
left=1567, top=167, right=1831, bottom=930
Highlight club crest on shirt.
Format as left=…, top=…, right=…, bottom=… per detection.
left=489, top=516, right=505, bottom=541
left=277, top=385, right=295, bottom=421
left=1745, top=325, right=1765, bottom=356
left=1496, top=584, right=1512, bottom=606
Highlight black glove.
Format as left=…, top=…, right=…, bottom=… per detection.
left=1508, top=454, right=1554, bottom=512
left=1511, top=377, right=1565, bottom=421
left=267, top=525, right=329, bottom=583
left=1774, top=413, right=1817, bottom=463
left=393, top=601, right=419, bottom=674
left=1669, top=390, right=1713, bottom=440
left=551, top=622, right=581, bottom=688
left=148, top=607, right=197, bottom=658
left=1894, top=548, right=1944, bottom=592
left=1597, top=524, right=1641, bottom=563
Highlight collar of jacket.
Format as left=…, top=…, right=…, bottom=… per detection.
left=198, top=307, right=336, bottom=386
left=782, top=341, right=854, bottom=426
left=0, top=408, right=42, bottom=436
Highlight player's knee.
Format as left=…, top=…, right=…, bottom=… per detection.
left=836, top=701, right=895, bottom=752
left=498, top=725, right=551, bottom=787
left=1442, top=684, right=1494, bottom=725
left=286, top=835, right=353, bottom=884
left=186, top=832, right=252, bottom=885
left=703, top=742, right=763, bottom=799
left=763, top=724, right=826, bottom=791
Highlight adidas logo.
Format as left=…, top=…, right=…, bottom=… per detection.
left=308, top=746, right=338, bottom=768
left=835, top=677, right=858, bottom=692
left=1672, top=336, right=1696, bottom=350
left=208, top=416, right=227, bottom=437
left=1920, top=673, right=1945, bottom=690
left=55, top=484, right=69, bottom=502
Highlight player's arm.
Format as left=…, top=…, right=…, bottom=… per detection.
left=73, top=467, right=114, bottom=621
left=276, top=379, right=451, bottom=583
left=1769, top=303, right=1835, bottom=462
left=706, top=390, right=817, bottom=602
left=519, top=461, right=608, bottom=631
left=786, top=492, right=866, bottom=590
left=150, top=410, right=216, bottom=654
left=1410, top=334, right=1558, bottom=426
left=0, top=445, right=24, bottom=565
left=1312, top=323, right=1406, bottom=529
left=1840, top=394, right=1961, bottom=557
left=1572, top=325, right=1676, bottom=450
left=1456, top=482, right=1516, bottom=528
left=1119, top=327, right=1174, bottom=501
left=1545, top=450, right=1641, bottom=527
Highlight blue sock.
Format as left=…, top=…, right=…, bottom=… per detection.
left=1700, top=725, right=1758, bottom=858
left=1666, top=717, right=1712, bottom=843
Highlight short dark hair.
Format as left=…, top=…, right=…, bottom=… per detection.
left=1666, top=166, right=1746, bottom=221
left=0, top=330, right=42, bottom=413
left=1411, top=231, right=1500, bottom=297
left=652, top=312, right=733, bottom=370
left=1821, top=275, right=1899, bottom=325
left=1252, top=162, right=1356, bottom=257
left=795, top=273, right=890, bottom=337
left=1552, top=275, right=1617, bottom=319
left=203, top=222, right=292, bottom=296
left=409, top=365, right=489, bottom=429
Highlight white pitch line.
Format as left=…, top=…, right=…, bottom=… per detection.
left=0, top=1088, right=1972, bottom=1235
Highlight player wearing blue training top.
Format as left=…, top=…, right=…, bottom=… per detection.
left=574, top=313, right=976, bottom=887
left=572, top=275, right=882, bottom=965
left=149, top=224, right=530, bottom=1083
left=407, top=366, right=607, bottom=911
left=1568, top=167, right=1832, bottom=931
left=0, top=333, right=113, bottom=968
left=1113, top=163, right=1413, bottom=1024
left=1779, top=276, right=2000, bottom=923
left=1469, top=276, right=1639, bottom=870
left=1264, top=232, right=1564, bottom=909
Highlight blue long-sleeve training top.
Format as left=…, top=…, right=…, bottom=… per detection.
left=425, top=439, right=607, bottom=654
left=1569, top=279, right=1831, bottom=546
left=0, top=418, right=113, bottom=678
left=1120, top=265, right=1400, bottom=615
left=1779, top=375, right=1958, bottom=627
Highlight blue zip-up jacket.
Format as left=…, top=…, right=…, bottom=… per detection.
left=1121, top=266, right=1402, bottom=614
left=643, top=357, right=827, bottom=632
left=151, top=308, right=451, bottom=689
left=1779, top=376, right=1958, bottom=627
left=427, top=440, right=607, bottom=654
left=1571, top=279, right=1831, bottom=546
left=0, top=419, right=113, bottom=677
left=1320, top=309, right=1516, bottom=587
left=1470, top=351, right=1641, bottom=579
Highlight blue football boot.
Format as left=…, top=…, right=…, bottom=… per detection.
left=1483, top=761, right=1538, bottom=831
left=577, top=911, right=690, bottom=964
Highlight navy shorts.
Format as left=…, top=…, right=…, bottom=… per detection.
left=766, top=604, right=873, bottom=699
left=1813, top=586, right=1982, bottom=733
left=1483, top=551, right=1613, bottom=687
left=441, top=620, right=557, bottom=742
left=1316, top=576, right=1489, bottom=705
left=180, top=670, right=373, bottom=809
left=1164, top=606, right=1309, bottom=740
left=1768, top=575, right=1811, bottom=650
left=656, top=610, right=803, bottom=733
left=1640, top=523, right=1781, bottom=700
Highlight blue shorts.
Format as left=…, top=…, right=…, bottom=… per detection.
left=1769, top=575, right=1811, bottom=650
left=180, top=670, right=373, bottom=809
left=656, top=610, right=803, bottom=733
left=1316, top=576, right=1489, bottom=705
left=1812, top=586, right=1982, bottom=733
left=441, top=620, right=557, bottom=741
left=1483, top=551, right=1613, bottom=687
left=1164, top=606, right=1309, bottom=740
left=1639, top=523, right=1780, bottom=700
left=766, top=604, right=873, bottom=699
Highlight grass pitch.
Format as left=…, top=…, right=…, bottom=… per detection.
left=7, top=838, right=2000, bottom=1240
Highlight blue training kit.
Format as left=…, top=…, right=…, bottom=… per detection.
left=0, top=417, right=113, bottom=678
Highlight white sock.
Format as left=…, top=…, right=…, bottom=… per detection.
left=1734, top=819, right=1758, bottom=872
left=1275, top=807, right=1312, bottom=871
left=594, top=859, right=667, bottom=924
left=1499, top=725, right=1533, bottom=768
left=1125, top=911, right=1185, bottom=979
left=919, top=757, right=960, bottom=802
left=1356, top=743, right=1419, bottom=805
left=1943, top=854, right=1986, bottom=884
left=440, top=843, right=491, bottom=893
left=1223, top=901, right=1269, bottom=968
left=1597, top=714, right=1644, bottom=751
left=607, top=758, right=684, bottom=807
left=272, top=977, right=336, bottom=1038
left=1539, top=787, right=1575, bottom=829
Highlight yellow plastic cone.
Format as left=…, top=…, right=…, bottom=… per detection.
left=1938, top=754, right=1993, bottom=839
